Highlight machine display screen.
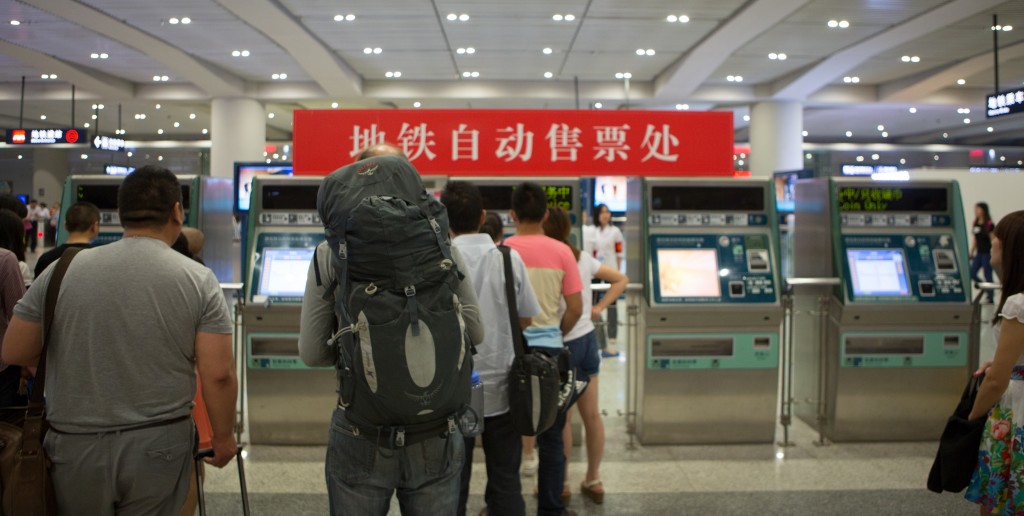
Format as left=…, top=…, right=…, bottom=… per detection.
left=262, top=185, right=319, bottom=211
left=656, top=249, right=722, bottom=298
left=651, top=186, right=764, bottom=212
left=593, top=176, right=627, bottom=213
left=837, top=187, right=947, bottom=212
left=479, top=184, right=575, bottom=212
left=76, top=184, right=119, bottom=210
left=257, top=248, right=314, bottom=297
left=180, top=185, right=191, bottom=208
left=235, top=164, right=293, bottom=212
left=847, top=249, right=911, bottom=297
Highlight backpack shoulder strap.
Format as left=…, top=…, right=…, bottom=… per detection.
left=28, top=246, right=83, bottom=406
left=497, top=245, right=526, bottom=358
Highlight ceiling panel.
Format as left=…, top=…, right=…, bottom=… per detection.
left=572, top=18, right=717, bottom=53
left=784, top=0, right=947, bottom=26
left=561, top=52, right=676, bottom=81
left=587, top=0, right=747, bottom=19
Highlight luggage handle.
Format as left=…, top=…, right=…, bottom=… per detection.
left=194, top=445, right=250, bottom=516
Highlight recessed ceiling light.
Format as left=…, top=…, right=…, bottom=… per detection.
left=10, top=20, right=21, bottom=26
left=17, top=155, right=21, bottom=160
left=594, top=102, right=603, bottom=109
left=900, top=158, right=906, bottom=165
left=909, top=107, right=917, bottom=113
left=992, top=24, right=1013, bottom=32
left=267, top=113, right=275, bottom=119
left=334, top=14, right=355, bottom=22
left=877, top=125, right=885, bottom=131
left=364, top=47, right=382, bottom=54
left=768, top=52, right=787, bottom=60
left=83, top=122, right=90, bottom=128
left=189, top=113, right=196, bottom=119
left=957, top=107, right=971, bottom=114
left=456, top=47, right=475, bottom=54
left=91, top=114, right=97, bottom=120
left=158, top=156, right=164, bottom=161
left=155, top=104, right=161, bottom=109
left=544, top=72, right=553, bottom=78
left=802, top=131, right=808, bottom=137
left=459, top=14, right=469, bottom=21
left=872, top=154, right=880, bottom=160
left=957, top=78, right=966, bottom=85
left=942, top=132, right=948, bottom=138
left=675, top=103, right=689, bottom=110
left=881, top=131, right=888, bottom=137
left=987, top=126, right=994, bottom=132
left=743, top=115, right=751, bottom=122
left=169, top=17, right=179, bottom=24
left=157, top=129, right=164, bottom=134
left=447, top=13, right=469, bottom=21
left=666, top=14, right=689, bottom=23
left=845, top=130, right=853, bottom=137
left=413, top=101, right=422, bottom=108
left=330, top=102, right=339, bottom=108
left=934, top=155, right=940, bottom=161
left=842, top=76, right=860, bottom=83
left=565, top=14, right=575, bottom=21
left=615, top=72, right=632, bottom=79
left=963, top=118, right=971, bottom=124
left=202, top=128, right=208, bottom=135
left=636, top=48, right=655, bottom=56
left=173, top=121, right=180, bottom=127
left=900, top=55, right=920, bottom=63
left=856, top=155, right=864, bottom=162
left=839, top=20, right=849, bottom=28
left=81, top=154, right=88, bottom=160
left=542, top=47, right=553, bottom=54
left=726, top=75, right=743, bottom=82
left=828, top=19, right=849, bottom=28
left=271, top=73, right=288, bottom=80
left=553, top=14, right=575, bottom=21
left=447, top=13, right=457, bottom=21
left=806, top=153, right=812, bottom=159
left=39, top=115, right=46, bottom=120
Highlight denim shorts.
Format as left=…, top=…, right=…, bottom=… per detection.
left=565, top=331, right=600, bottom=380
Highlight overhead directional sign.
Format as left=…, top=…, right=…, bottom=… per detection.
left=987, top=88, right=1024, bottom=118
left=93, top=135, right=126, bottom=152
left=5, top=128, right=86, bottom=145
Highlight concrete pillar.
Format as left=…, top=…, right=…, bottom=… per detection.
left=210, top=98, right=266, bottom=178
left=33, top=148, right=69, bottom=204
left=749, top=101, right=804, bottom=178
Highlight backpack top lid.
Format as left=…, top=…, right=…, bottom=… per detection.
left=317, top=154, right=429, bottom=226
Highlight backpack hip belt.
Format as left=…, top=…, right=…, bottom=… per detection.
left=339, top=409, right=459, bottom=449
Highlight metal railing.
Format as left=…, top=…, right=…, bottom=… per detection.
left=220, top=283, right=246, bottom=443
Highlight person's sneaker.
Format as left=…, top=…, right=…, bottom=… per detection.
left=521, top=453, right=538, bottom=476
left=601, top=350, right=620, bottom=358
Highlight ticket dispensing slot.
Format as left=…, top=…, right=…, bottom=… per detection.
left=844, top=335, right=925, bottom=356
left=651, top=338, right=734, bottom=358
left=250, top=336, right=301, bottom=357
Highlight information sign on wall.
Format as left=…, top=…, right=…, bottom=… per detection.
left=5, top=128, right=86, bottom=145
left=987, top=88, right=1024, bottom=118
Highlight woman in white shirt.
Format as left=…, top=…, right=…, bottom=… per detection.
left=591, top=204, right=625, bottom=356
left=545, top=207, right=627, bottom=505
left=966, top=210, right=1024, bottom=514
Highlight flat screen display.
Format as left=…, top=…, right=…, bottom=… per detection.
left=258, top=247, right=314, bottom=297
left=837, top=187, right=947, bottom=212
left=478, top=185, right=515, bottom=210
left=657, top=249, right=721, bottom=298
left=847, top=249, right=911, bottom=297
left=261, top=185, right=319, bottom=211
left=651, top=186, right=764, bottom=212
left=235, top=163, right=293, bottom=212
left=594, top=176, right=627, bottom=213
left=76, top=184, right=119, bottom=210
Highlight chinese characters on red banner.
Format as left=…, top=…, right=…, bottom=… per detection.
left=294, top=109, right=733, bottom=176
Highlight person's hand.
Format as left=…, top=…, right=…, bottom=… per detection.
left=205, top=435, right=238, bottom=468
left=591, top=307, right=602, bottom=321
left=974, top=360, right=993, bottom=377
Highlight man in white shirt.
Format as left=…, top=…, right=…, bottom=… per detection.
left=442, top=181, right=541, bottom=516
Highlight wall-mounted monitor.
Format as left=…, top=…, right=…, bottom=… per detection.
left=847, top=248, right=911, bottom=297
left=593, top=176, right=627, bottom=214
left=76, top=184, right=120, bottom=210
left=656, top=248, right=721, bottom=299
left=773, top=169, right=813, bottom=213
left=235, top=162, right=293, bottom=214
left=651, top=186, right=764, bottom=212
left=257, top=247, right=314, bottom=298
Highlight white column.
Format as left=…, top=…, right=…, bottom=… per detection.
left=749, top=101, right=803, bottom=178
left=33, top=148, right=68, bottom=203
left=210, top=98, right=266, bottom=178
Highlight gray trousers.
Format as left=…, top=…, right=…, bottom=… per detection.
left=43, top=418, right=193, bottom=516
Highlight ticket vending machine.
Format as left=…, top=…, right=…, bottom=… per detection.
left=243, top=175, right=334, bottom=445
left=57, top=175, right=234, bottom=281
left=470, top=177, right=582, bottom=244
left=792, top=178, right=973, bottom=441
left=625, top=178, right=782, bottom=444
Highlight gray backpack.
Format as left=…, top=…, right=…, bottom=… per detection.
left=316, top=155, right=473, bottom=442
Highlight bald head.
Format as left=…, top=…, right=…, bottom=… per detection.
left=181, top=227, right=205, bottom=257
left=357, top=143, right=405, bottom=161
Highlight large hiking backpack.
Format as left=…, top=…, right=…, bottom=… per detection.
left=316, top=155, right=473, bottom=440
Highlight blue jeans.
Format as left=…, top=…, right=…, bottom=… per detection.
left=971, top=253, right=993, bottom=300
left=458, top=411, right=525, bottom=516
left=326, top=408, right=464, bottom=516
left=537, top=409, right=569, bottom=516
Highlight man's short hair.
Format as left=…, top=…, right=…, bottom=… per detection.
left=118, top=166, right=182, bottom=229
left=511, top=182, right=548, bottom=223
left=65, top=201, right=100, bottom=233
left=441, top=182, right=483, bottom=234
left=0, top=195, right=27, bottom=219
left=357, top=143, right=405, bottom=161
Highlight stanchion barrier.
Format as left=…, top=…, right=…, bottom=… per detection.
left=220, top=283, right=246, bottom=443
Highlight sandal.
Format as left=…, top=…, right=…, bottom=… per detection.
left=580, top=479, right=605, bottom=504
left=532, top=484, right=572, bottom=504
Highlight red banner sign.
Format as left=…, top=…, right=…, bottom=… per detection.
left=293, top=109, right=733, bottom=177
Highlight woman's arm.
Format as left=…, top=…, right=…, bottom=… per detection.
left=592, top=264, right=628, bottom=320
left=970, top=318, right=1024, bottom=420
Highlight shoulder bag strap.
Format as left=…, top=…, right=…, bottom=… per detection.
left=497, top=245, right=526, bottom=359
left=27, top=246, right=83, bottom=408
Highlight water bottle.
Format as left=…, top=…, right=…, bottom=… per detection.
left=462, top=370, right=485, bottom=437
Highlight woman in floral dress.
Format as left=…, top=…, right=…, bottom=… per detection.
left=966, top=210, right=1024, bottom=515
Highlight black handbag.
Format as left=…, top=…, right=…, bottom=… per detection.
left=498, top=246, right=560, bottom=437
left=927, top=373, right=987, bottom=493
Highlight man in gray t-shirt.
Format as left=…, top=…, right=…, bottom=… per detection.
left=2, top=166, right=238, bottom=516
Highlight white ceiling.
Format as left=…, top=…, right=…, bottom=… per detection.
left=0, top=0, right=1020, bottom=146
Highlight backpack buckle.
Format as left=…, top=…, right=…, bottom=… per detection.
left=337, top=242, right=347, bottom=259
left=404, top=286, right=416, bottom=297
left=429, top=218, right=441, bottom=234
left=395, top=428, right=406, bottom=447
